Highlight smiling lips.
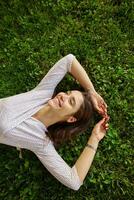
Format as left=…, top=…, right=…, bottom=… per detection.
left=54, top=97, right=62, bottom=107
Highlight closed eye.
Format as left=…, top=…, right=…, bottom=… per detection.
left=67, top=91, right=76, bottom=106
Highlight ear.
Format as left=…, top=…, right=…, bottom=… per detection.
left=67, top=116, right=77, bottom=123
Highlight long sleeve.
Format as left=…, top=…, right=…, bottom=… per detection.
left=33, top=54, right=75, bottom=96
left=0, top=54, right=76, bottom=135
left=33, top=140, right=83, bottom=191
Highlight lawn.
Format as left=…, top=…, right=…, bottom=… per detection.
left=0, top=0, right=133, bottom=199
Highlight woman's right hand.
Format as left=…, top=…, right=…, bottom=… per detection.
left=91, top=117, right=110, bottom=142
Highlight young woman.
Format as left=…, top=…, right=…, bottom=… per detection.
left=0, top=54, right=109, bottom=190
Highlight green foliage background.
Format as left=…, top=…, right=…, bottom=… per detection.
left=0, top=0, right=133, bottom=199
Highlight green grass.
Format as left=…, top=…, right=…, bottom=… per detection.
left=0, top=0, right=134, bottom=199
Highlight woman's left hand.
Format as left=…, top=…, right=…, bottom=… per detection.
left=91, top=117, right=110, bottom=142
left=88, top=90, right=108, bottom=117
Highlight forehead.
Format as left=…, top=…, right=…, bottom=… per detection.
left=71, top=90, right=81, bottom=95
left=71, top=90, right=84, bottom=102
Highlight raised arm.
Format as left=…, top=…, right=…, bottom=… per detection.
left=70, top=57, right=108, bottom=115
left=70, top=57, right=96, bottom=92
left=34, top=54, right=75, bottom=98
left=33, top=140, right=83, bottom=191
left=34, top=117, right=109, bottom=190
left=74, top=117, right=109, bottom=183
left=69, top=58, right=110, bottom=183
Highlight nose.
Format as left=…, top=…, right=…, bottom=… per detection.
left=61, top=93, right=68, bottom=101
left=58, top=92, right=69, bottom=104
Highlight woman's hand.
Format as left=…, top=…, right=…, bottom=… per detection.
left=88, top=90, right=107, bottom=117
left=91, top=117, right=110, bottom=142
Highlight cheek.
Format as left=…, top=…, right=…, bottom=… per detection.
left=74, top=105, right=80, bottom=113
left=62, top=104, right=72, bottom=113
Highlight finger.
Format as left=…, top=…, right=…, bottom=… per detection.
left=102, top=118, right=110, bottom=127
left=102, top=101, right=108, bottom=108
left=104, top=114, right=110, bottom=120
left=98, top=106, right=108, bottom=119
left=99, top=118, right=106, bottom=125
left=99, top=103, right=107, bottom=112
left=104, top=103, right=108, bottom=109
left=105, top=115, right=110, bottom=122
left=99, top=110, right=107, bottom=118
left=103, top=124, right=109, bottom=130
left=97, top=106, right=105, bottom=115
left=98, top=105, right=106, bottom=114
left=105, top=123, right=109, bottom=127
left=100, top=103, right=107, bottom=114
left=99, top=100, right=107, bottom=110
left=98, top=108, right=104, bottom=115
left=105, top=125, right=109, bottom=129
left=104, top=107, right=107, bottom=114
left=99, top=111, right=106, bottom=118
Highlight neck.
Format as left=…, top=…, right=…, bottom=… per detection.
left=36, top=104, right=63, bottom=128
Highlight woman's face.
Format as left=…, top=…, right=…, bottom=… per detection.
left=47, top=90, right=84, bottom=121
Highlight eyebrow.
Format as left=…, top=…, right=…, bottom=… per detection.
left=68, top=91, right=76, bottom=106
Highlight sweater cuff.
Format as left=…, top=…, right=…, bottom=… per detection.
left=72, top=165, right=83, bottom=187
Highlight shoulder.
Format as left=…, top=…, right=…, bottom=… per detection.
left=35, top=137, right=55, bottom=155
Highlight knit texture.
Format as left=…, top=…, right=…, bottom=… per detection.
left=0, top=54, right=83, bottom=190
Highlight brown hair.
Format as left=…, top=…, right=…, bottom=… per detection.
left=45, top=91, right=95, bottom=149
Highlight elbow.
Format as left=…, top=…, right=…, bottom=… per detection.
left=65, top=177, right=83, bottom=191
left=72, top=186, right=80, bottom=191
left=69, top=165, right=83, bottom=191
left=71, top=184, right=82, bottom=191
left=70, top=165, right=83, bottom=191
left=70, top=180, right=83, bottom=191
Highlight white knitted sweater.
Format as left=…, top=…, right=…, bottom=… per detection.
left=0, top=54, right=83, bottom=190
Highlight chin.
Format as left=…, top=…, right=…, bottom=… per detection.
left=48, top=99, right=60, bottom=109
left=48, top=99, right=53, bottom=106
